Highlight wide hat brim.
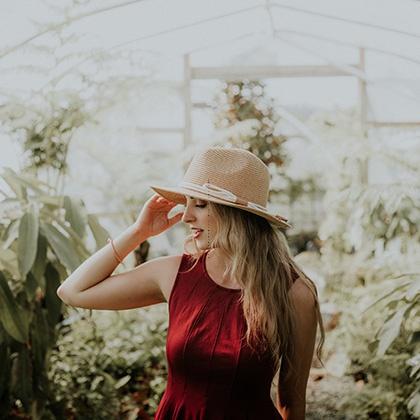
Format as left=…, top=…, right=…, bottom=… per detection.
left=149, top=185, right=292, bottom=230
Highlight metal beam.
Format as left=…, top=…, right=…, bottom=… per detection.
left=135, top=127, right=184, bottom=133
left=366, top=121, right=420, bottom=127
left=192, top=102, right=213, bottom=109
left=191, top=64, right=359, bottom=80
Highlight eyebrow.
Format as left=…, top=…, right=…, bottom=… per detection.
left=186, top=196, right=206, bottom=202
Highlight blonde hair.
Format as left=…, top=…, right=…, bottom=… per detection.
left=181, top=201, right=325, bottom=379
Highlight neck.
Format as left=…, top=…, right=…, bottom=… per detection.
left=207, top=247, right=230, bottom=270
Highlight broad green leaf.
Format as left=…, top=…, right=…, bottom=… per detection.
left=40, top=222, right=81, bottom=272
left=18, top=206, right=39, bottom=278
left=1, top=170, right=25, bottom=200
left=12, top=170, right=52, bottom=190
left=367, top=338, right=379, bottom=353
left=0, top=247, right=18, bottom=278
left=64, top=195, right=87, bottom=239
left=386, top=297, right=405, bottom=311
left=52, top=260, right=68, bottom=283
left=408, top=360, right=420, bottom=378
left=54, top=218, right=87, bottom=248
left=361, top=280, right=412, bottom=313
left=87, top=213, right=110, bottom=249
left=405, top=279, right=420, bottom=301
left=45, top=263, right=62, bottom=329
left=0, top=272, right=29, bottom=343
left=25, top=272, right=38, bottom=301
left=15, top=290, right=27, bottom=309
left=31, top=234, right=47, bottom=289
left=1, top=218, right=19, bottom=249
left=0, top=342, right=11, bottom=399
left=48, top=215, right=89, bottom=257
left=408, top=390, right=420, bottom=418
left=30, top=304, right=50, bottom=374
left=37, top=195, right=64, bottom=207
left=3, top=167, right=45, bottom=195
left=15, top=346, right=32, bottom=411
left=0, top=322, right=7, bottom=344
left=377, top=303, right=414, bottom=357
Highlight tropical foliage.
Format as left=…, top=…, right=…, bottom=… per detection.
left=0, top=168, right=109, bottom=418
left=307, top=111, right=420, bottom=419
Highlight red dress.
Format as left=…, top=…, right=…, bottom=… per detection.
left=154, top=249, right=290, bottom=419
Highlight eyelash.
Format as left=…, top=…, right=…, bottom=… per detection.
left=196, top=204, right=206, bottom=208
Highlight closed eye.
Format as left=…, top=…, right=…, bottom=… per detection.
left=185, top=196, right=207, bottom=208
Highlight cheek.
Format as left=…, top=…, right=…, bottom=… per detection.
left=205, top=219, right=217, bottom=234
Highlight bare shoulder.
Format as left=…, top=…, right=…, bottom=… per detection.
left=288, top=276, right=317, bottom=308
left=147, top=253, right=184, bottom=302
left=277, top=276, right=318, bottom=411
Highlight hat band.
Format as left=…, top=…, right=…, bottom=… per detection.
left=179, top=181, right=269, bottom=212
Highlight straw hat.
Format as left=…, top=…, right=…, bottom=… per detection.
left=149, top=147, right=292, bottom=230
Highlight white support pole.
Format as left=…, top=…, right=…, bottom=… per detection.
left=184, top=54, right=192, bottom=149
left=358, top=48, right=368, bottom=136
left=358, top=47, right=369, bottom=184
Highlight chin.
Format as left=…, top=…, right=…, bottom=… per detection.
left=186, top=237, right=206, bottom=254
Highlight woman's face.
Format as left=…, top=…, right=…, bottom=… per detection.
left=181, top=196, right=217, bottom=250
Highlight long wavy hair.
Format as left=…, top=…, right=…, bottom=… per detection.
left=181, top=200, right=325, bottom=380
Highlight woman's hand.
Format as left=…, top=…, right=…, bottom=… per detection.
left=133, top=193, right=184, bottom=239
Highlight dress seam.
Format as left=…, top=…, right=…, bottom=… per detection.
left=224, top=305, right=245, bottom=416
left=167, top=253, right=188, bottom=308
left=180, top=286, right=219, bottom=398
left=203, top=294, right=231, bottom=402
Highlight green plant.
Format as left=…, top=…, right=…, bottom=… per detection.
left=306, top=109, right=420, bottom=418
left=212, top=80, right=323, bottom=243
left=0, top=93, right=89, bottom=187
left=48, top=307, right=168, bottom=419
left=213, top=80, right=288, bottom=169
left=0, top=167, right=110, bottom=419
left=362, top=273, right=419, bottom=358
left=358, top=273, right=420, bottom=419
left=320, top=275, right=419, bottom=419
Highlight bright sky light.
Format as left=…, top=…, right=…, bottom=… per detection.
left=1, top=0, right=420, bottom=172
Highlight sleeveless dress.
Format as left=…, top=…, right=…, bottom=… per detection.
left=154, top=250, right=295, bottom=420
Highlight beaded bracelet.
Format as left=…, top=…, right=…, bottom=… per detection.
left=107, top=237, right=124, bottom=265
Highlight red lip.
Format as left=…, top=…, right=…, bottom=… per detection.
left=192, top=229, right=203, bottom=238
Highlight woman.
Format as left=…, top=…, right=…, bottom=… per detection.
left=57, top=147, right=325, bottom=419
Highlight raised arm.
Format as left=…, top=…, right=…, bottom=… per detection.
left=56, top=193, right=184, bottom=310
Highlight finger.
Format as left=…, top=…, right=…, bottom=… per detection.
left=161, top=198, right=177, bottom=207
left=150, top=194, right=163, bottom=204
left=157, top=195, right=171, bottom=203
left=168, top=212, right=184, bottom=226
left=155, top=196, right=172, bottom=206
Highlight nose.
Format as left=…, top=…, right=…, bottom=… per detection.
left=181, top=205, right=195, bottom=224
